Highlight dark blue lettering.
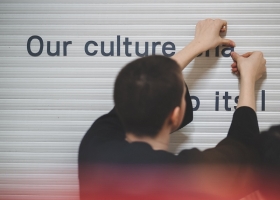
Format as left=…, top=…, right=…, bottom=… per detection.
left=223, top=92, right=232, bottom=111
left=101, top=41, right=114, bottom=56
left=262, top=90, right=265, bottom=111
left=215, top=91, right=219, bottom=111
left=152, top=42, right=161, bottom=55
left=47, top=41, right=60, bottom=56
left=162, top=42, right=175, bottom=57
left=117, top=35, right=121, bottom=56
left=221, top=47, right=234, bottom=57
left=215, top=46, right=219, bottom=57
left=85, top=41, right=98, bottom=56
left=63, top=41, right=72, bottom=56
left=191, top=96, right=200, bottom=111
left=135, top=42, right=148, bottom=57
left=234, top=96, right=239, bottom=110
left=205, top=50, right=210, bottom=57
left=123, top=37, right=132, bottom=57
left=27, top=35, right=43, bottom=57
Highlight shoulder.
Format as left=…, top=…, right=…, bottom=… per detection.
left=80, top=138, right=182, bottom=165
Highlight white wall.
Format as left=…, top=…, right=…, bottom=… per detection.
left=0, top=0, right=279, bottom=199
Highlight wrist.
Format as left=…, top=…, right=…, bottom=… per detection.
left=240, top=74, right=256, bottom=84
left=240, top=77, right=256, bottom=93
left=238, top=78, right=256, bottom=111
left=189, top=39, right=207, bottom=55
left=172, top=39, right=206, bottom=70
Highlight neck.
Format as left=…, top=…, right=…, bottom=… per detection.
left=126, top=128, right=171, bottom=151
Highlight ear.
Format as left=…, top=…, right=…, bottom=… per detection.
left=169, top=106, right=181, bottom=128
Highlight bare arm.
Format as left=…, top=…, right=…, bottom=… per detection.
left=172, top=19, right=235, bottom=70
left=231, top=51, right=266, bottom=111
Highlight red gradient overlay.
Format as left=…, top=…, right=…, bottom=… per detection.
left=79, top=164, right=276, bottom=200
left=1, top=164, right=279, bottom=200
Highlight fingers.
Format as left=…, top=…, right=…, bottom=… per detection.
left=221, top=38, right=235, bottom=47
left=204, top=18, right=227, bottom=32
left=231, top=66, right=239, bottom=75
left=220, top=19, right=227, bottom=27
left=231, top=61, right=239, bottom=75
left=231, top=67, right=238, bottom=72
left=230, top=52, right=241, bottom=62
left=231, top=51, right=252, bottom=61
left=195, top=18, right=234, bottom=51
left=230, top=52, right=252, bottom=70
left=230, top=51, right=266, bottom=79
left=231, top=62, right=237, bottom=68
left=230, top=52, right=241, bottom=75
left=241, top=52, right=253, bottom=58
left=213, top=19, right=227, bottom=32
left=219, top=19, right=227, bottom=32
left=234, top=72, right=240, bottom=76
left=215, top=20, right=234, bottom=47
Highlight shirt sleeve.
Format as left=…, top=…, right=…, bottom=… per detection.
left=225, top=106, right=260, bottom=149
left=178, top=106, right=260, bottom=164
left=78, top=108, right=125, bottom=167
left=83, top=108, right=126, bottom=144
left=177, top=106, right=261, bottom=198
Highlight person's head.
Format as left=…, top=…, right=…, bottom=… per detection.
left=114, top=55, right=186, bottom=138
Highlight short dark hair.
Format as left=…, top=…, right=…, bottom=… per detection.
left=114, top=55, right=184, bottom=137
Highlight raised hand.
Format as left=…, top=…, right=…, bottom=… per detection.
left=172, top=19, right=235, bottom=70
left=230, top=51, right=266, bottom=111
left=231, top=51, right=266, bottom=82
left=194, top=19, right=235, bottom=51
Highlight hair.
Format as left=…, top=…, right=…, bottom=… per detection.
left=114, top=55, right=184, bottom=137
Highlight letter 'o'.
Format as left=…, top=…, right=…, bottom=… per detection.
left=27, top=35, right=44, bottom=57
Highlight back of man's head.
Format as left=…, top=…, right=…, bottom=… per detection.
left=114, top=55, right=184, bottom=137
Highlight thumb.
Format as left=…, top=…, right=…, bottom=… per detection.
left=231, top=52, right=241, bottom=62
left=221, top=38, right=235, bottom=47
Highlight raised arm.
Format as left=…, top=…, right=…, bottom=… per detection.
left=231, top=51, right=266, bottom=111
left=172, top=19, right=235, bottom=70
left=219, top=51, right=266, bottom=151
left=172, top=19, right=235, bottom=129
left=200, top=51, right=266, bottom=161
left=83, top=19, right=235, bottom=142
left=177, top=51, right=266, bottom=199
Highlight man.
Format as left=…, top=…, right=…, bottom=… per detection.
left=78, top=19, right=266, bottom=199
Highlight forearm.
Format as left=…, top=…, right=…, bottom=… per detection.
left=172, top=40, right=204, bottom=71
left=231, top=51, right=266, bottom=111
left=237, top=77, right=256, bottom=111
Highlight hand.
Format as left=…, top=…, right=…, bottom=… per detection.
left=231, top=51, right=266, bottom=82
left=193, top=19, right=235, bottom=51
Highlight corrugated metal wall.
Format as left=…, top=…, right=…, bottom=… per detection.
left=0, top=0, right=279, bottom=199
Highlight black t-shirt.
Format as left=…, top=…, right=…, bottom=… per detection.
left=78, top=88, right=259, bottom=165
left=78, top=86, right=261, bottom=199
